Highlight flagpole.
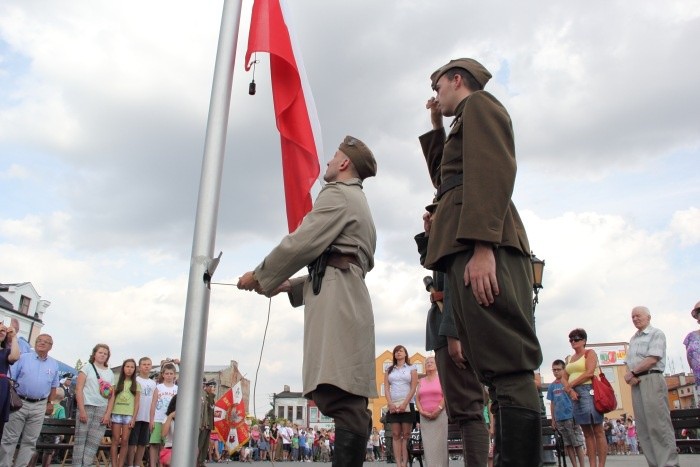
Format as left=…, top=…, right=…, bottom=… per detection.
left=172, top=1, right=243, bottom=466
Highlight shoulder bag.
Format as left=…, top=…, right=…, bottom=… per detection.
left=9, top=378, right=23, bottom=411
left=90, top=362, right=113, bottom=399
left=588, top=351, right=616, bottom=413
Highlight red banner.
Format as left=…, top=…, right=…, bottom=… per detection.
left=213, top=382, right=249, bottom=453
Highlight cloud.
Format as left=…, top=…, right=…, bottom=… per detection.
left=670, top=207, right=700, bottom=246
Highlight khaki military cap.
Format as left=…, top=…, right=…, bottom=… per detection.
left=339, top=135, right=377, bottom=180
left=430, top=58, right=492, bottom=90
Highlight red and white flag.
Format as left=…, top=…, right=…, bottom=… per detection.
left=245, top=0, right=322, bottom=233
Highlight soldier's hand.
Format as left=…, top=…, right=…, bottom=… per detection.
left=265, top=280, right=291, bottom=298
left=464, top=242, right=498, bottom=306
left=423, top=212, right=432, bottom=235
left=426, top=97, right=443, bottom=130
left=447, top=337, right=467, bottom=370
left=237, top=271, right=260, bottom=291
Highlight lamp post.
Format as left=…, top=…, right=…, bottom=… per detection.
left=530, top=252, right=545, bottom=312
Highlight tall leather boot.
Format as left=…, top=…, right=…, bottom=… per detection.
left=494, top=406, right=542, bottom=467
left=332, top=428, right=368, bottom=467
left=461, top=420, right=489, bottom=466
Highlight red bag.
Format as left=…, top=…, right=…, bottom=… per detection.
left=592, top=372, right=616, bottom=413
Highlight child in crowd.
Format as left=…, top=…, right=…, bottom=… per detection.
left=104, top=359, right=141, bottom=467
left=150, top=363, right=178, bottom=467
left=160, top=395, right=177, bottom=467
left=127, top=357, right=156, bottom=467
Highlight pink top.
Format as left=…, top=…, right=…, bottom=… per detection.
left=417, top=376, right=443, bottom=412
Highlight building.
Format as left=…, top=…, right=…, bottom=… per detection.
left=369, top=349, right=427, bottom=429
left=666, top=373, right=698, bottom=409
left=0, top=282, right=50, bottom=346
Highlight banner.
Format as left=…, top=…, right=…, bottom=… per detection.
left=213, top=381, right=249, bottom=453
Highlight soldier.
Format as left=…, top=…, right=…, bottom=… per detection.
left=419, top=58, right=543, bottom=466
left=238, top=135, right=377, bottom=467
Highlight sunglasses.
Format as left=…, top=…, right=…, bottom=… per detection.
left=569, top=337, right=584, bottom=343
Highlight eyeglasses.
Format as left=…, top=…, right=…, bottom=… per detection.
left=569, top=337, right=584, bottom=343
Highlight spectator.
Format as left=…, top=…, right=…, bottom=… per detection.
left=384, top=345, right=418, bottom=467
left=159, top=394, right=177, bottom=467
left=625, top=306, right=679, bottom=466
left=563, top=328, right=607, bottom=467
left=149, top=363, right=177, bottom=467
left=258, top=423, right=270, bottom=461
left=415, top=356, right=448, bottom=467
left=547, top=359, right=585, bottom=467
left=626, top=418, right=638, bottom=455
left=249, top=424, right=260, bottom=461
left=0, top=322, right=20, bottom=438
left=198, top=380, right=215, bottom=467
left=615, top=419, right=627, bottom=455
left=59, top=375, right=75, bottom=419
left=72, top=343, right=114, bottom=467
left=603, top=418, right=613, bottom=453
left=279, top=420, right=292, bottom=461
left=126, top=357, right=156, bottom=467
left=104, top=359, right=140, bottom=467
left=370, top=427, right=381, bottom=461
left=0, top=333, right=59, bottom=467
left=683, top=300, right=700, bottom=390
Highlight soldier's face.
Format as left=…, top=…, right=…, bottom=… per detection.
left=323, top=150, right=346, bottom=182
left=434, top=75, right=458, bottom=117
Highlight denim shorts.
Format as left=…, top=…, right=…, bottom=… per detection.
left=111, top=414, right=133, bottom=425
left=572, top=384, right=604, bottom=425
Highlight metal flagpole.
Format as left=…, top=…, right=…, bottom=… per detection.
left=171, top=1, right=243, bottom=466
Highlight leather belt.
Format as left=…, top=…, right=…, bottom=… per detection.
left=326, top=253, right=360, bottom=270
left=19, top=395, right=48, bottom=403
left=635, top=370, right=662, bottom=377
left=435, top=174, right=463, bottom=200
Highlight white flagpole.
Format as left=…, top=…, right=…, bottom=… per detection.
left=172, top=1, right=243, bottom=466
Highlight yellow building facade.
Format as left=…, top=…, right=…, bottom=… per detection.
left=369, top=349, right=427, bottom=429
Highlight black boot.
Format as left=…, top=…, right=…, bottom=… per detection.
left=332, top=428, right=368, bottom=467
left=461, top=420, right=489, bottom=466
left=494, top=406, right=542, bottom=467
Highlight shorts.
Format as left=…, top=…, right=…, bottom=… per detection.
left=572, top=385, right=604, bottom=425
left=283, top=443, right=292, bottom=453
left=129, top=421, right=151, bottom=446
left=150, top=422, right=164, bottom=444
left=111, top=414, right=133, bottom=425
left=385, top=405, right=415, bottom=425
left=555, top=419, right=585, bottom=447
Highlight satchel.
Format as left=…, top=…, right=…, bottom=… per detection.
left=592, top=372, right=616, bottom=413
left=9, top=379, right=23, bottom=412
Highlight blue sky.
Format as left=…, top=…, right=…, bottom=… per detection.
left=1, top=0, right=699, bottom=415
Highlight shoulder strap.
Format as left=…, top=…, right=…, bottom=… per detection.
left=90, top=362, right=101, bottom=379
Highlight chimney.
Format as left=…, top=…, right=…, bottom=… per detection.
left=284, top=385, right=290, bottom=392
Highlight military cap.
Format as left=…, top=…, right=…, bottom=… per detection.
left=430, top=58, right=492, bottom=90
left=205, top=379, right=217, bottom=387
left=339, top=135, right=377, bottom=180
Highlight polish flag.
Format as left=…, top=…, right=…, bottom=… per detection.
left=245, top=0, right=323, bottom=233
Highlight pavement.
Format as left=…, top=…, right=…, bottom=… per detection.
left=205, top=452, right=699, bottom=466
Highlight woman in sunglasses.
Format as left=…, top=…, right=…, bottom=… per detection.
left=563, top=328, right=607, bottom=467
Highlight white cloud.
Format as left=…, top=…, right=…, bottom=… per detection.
left=670, top=207, right=700, bottom=246
left=0, top=163, right=31, bottom=180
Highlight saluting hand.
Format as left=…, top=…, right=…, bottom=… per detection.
left=426, top=97, right=443, bottom=130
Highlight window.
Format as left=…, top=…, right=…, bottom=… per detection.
left=309, top=407, right=319, bottom=422
left=287, top=406, right=293, bottom=420
left=380, top=385, right=385, bottom=397
left=19, top=296, right=31, bottom=315
left=278, top=406, right=284, bottom=419
left=296, top=406, right=303, bottom=421
left=382, top=360, right=392, bottom=372
left=414, top=362, right=424, bottom=374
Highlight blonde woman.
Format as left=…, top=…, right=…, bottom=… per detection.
left=415, top=356, right=447, bottom=466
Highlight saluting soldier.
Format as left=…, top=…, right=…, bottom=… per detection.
left=238, top=136, right=377, bottom=467
left=419, top=58, right=543, bottom=466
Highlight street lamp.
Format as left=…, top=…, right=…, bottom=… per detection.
left=530, top=252, right=545, bottom=312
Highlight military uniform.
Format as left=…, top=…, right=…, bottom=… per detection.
left=419, top=58, right=543, bottom=466
left=253, top=136, right=377, bottom=467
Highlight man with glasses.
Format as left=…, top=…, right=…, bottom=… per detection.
left=547, top=360, right=585, bottom=467
left=0, top=334, right=59, bottom=467
left=625, top=306, right=679, bottom=466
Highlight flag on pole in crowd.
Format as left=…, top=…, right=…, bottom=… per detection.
left=245, top=0, right=323, bottom=233
left=213, top=381, right=250, bottom=454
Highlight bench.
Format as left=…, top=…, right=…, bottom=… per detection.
left=670, top=408, right=700, bottom=454
left=406, top=419, right=567, bottom=467
left=34, top=418, right=112, bottom=466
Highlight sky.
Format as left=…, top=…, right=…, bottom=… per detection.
left=1, top=0, right=699, bottom=416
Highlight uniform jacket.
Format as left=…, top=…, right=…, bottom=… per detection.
left=419, top=91, right=530, bottom=271
left=255, top=179, right=378, bottom=399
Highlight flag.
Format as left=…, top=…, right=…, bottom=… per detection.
left=213, top=381, right=250, bottom=454
left=245, top=0, right=322, bottom=233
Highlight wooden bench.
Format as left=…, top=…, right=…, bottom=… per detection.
left=670, top=408, right=700, bottom=454
left=34, top=418, right=112, bottom=466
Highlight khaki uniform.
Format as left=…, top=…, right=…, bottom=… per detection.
left=419, top=91, right=542, bottom=409
left=255, top=178, right=377, bottom=433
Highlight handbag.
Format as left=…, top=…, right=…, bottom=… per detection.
left=90, top=362, right=113, bottom=399
left=9, top=378, right=23, bottom=412
left=592, top=369, right=617, bottom=413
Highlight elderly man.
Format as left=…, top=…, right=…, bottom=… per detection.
left=419, top=58, right=542, bottom=465
left=0, top=334, right=59, bottom=467
left=238, top=135, right=377, bottom=467
left=625, top=306, right=679, bottom=467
